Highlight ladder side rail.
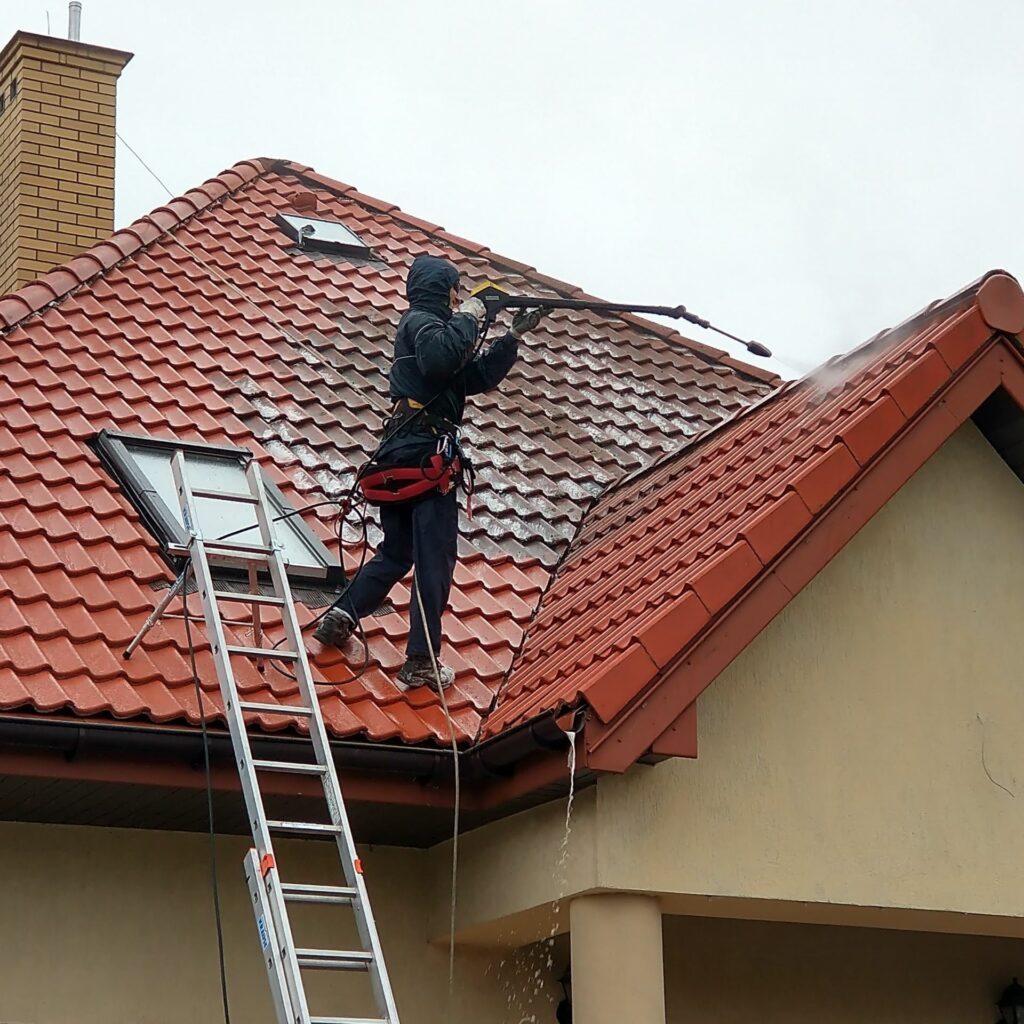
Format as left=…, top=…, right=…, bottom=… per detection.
left=245, top=848, right=298, bottom=1024
left=171, top=451, right=310, bottom=1024
left=247, top=463, right=401, bottom=1024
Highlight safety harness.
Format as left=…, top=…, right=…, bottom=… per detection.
left=357, top=397, right=475, bottom=513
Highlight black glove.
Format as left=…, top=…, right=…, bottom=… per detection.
left=510, top=307, right=548, bottom=339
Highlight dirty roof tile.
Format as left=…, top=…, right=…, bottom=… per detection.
left=0, top=157, right=773, bottom=747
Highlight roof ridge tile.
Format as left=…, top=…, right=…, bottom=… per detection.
left=0, top=158, right=268, bottom=332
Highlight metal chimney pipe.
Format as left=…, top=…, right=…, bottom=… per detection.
left=68, top=2, right=82, bottom=41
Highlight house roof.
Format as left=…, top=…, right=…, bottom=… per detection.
left=486, top=270, right=1024, bottom=769
left=0, top=157, right=774, bottom=752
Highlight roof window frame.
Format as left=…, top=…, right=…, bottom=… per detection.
left=274, top=212, right=373, bottom=259
left=94, top=429, right=342, bottom=586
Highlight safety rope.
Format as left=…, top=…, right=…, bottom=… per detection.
left=182, top=579, right=233, bottom=1024
left=121, top=134, right=469, bottom=1020
left=412, top=574, right=461, bottom=1009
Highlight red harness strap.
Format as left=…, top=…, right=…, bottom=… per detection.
left=358, top=454, right=460, bottom=505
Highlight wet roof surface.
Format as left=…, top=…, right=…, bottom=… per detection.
left=0, top=157, right=774, bottom=746
left=487, top=273, right=1021, bottom=743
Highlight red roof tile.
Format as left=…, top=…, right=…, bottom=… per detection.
left=489, top=272, right=1024, bottom=761
left=0, top=157, right=771, bottom=748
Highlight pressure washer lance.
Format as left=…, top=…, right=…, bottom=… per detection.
left=470, top=281, right=773, bottom=358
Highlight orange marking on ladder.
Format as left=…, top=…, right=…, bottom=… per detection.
left=354, top=858, right=364, bottom=874
left=261, top=853, right=276, bottom=876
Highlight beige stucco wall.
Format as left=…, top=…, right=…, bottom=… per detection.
left=663, top=915, right=1024, bottom=1023
left=3, top=816, right=1021, bottom=1024
left=6, top=420, right=1024, bottom=1023
left=442, top=420, right=1024, bottom=939
left=0, top=819, right=557, bottom=1024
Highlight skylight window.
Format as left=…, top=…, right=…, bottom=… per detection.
left=275, top=213, right=372, bottom=258
left=95, top=431, right=341, bottom=585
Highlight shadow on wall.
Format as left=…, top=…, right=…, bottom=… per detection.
left=662, top=915, right=1024, bottom=1024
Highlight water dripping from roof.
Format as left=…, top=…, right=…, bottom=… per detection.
left=498, top=728, right=578, bottom=1022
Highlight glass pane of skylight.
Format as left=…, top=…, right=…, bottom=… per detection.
left=279, top=213, right=367, bottom=250
left=127, top=445, right=323, bottom=568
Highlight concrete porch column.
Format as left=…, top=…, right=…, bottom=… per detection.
left=570, top=893, right=665, bottom=1024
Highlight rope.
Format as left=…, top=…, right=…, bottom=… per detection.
left=123, top=135, right=470, bottom=1013
left=182, top=577, right=233, bottom=1024
left=412, top=573, right=461, bottom=1007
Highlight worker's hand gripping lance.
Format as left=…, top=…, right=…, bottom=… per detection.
left=470, top=281, right=772, bottom=358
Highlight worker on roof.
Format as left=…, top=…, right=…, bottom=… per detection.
left=314, top=254, right=544, bottom=690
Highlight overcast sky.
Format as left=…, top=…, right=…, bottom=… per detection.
left=5, top=0, right=1024, bottom=377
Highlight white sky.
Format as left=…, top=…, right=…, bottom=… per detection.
left=5, top=0, right=1024, bottom=378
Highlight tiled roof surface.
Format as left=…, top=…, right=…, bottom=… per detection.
left=0, top=158, right=773, bottom=746
left=487, top=272, right=1022, bottom=739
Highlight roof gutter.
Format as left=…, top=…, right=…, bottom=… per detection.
left=470, top=706, right=585, bottom=776
left=0, top=706, right=584, bottom=808
left=0, top=713, right=446, bottom=779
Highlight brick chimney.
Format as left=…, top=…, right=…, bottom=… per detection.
left=0, top=30, right=132, bottom=296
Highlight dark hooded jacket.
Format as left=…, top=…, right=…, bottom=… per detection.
left=378, top=254, right=518, bottom=463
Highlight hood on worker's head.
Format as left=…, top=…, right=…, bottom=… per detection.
left=406, top=254, right=460, bottom=318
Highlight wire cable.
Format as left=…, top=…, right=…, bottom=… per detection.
left=412, top=574, right=460, bottom=1005
left=182, top=577, right=233, bottom=1024
left=116, top=131, right=176, bottom=197
left=260, top=492, right=374, bottom=686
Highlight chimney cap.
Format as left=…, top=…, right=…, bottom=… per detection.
left=0, top=29, right=133, bottom=74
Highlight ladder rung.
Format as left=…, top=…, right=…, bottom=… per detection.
left=213, top=590, right=286, bottom=607
left=226, top=644, right=299, bottom=661
left=238, top=701, right=313, bottom=717
left=268, top=820, right=342, bottom=836
left=201, top=550, right=271, bottom=567
left=252, top=759, right=326, bottom=776
left=280, top=882, right=358, bottom=905
left=296, top=948, right=373, bottom=972
left=166, top=613, right=255, bottom=627
left=310, top=1020, right=386, bottom=1024
left=310, top=1018, right=387, bottom=1024
left=204, top=539, right=276, bottom=556
left=192, top=488, right=259, bottom=504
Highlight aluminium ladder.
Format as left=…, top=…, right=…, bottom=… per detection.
left=135, top=450, right=400, bottom=1024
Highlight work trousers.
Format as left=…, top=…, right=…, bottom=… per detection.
left=338, top=489, right=459, bottom=658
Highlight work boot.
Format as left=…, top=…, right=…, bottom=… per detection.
left=397, top=654, right=454, bottom=691
left=313, top=607, right=356, bottom=647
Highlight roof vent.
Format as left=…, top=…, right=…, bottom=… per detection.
left=289, top=190, right=319, bottom=212
left=275, top=212, right=371, bottom=259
